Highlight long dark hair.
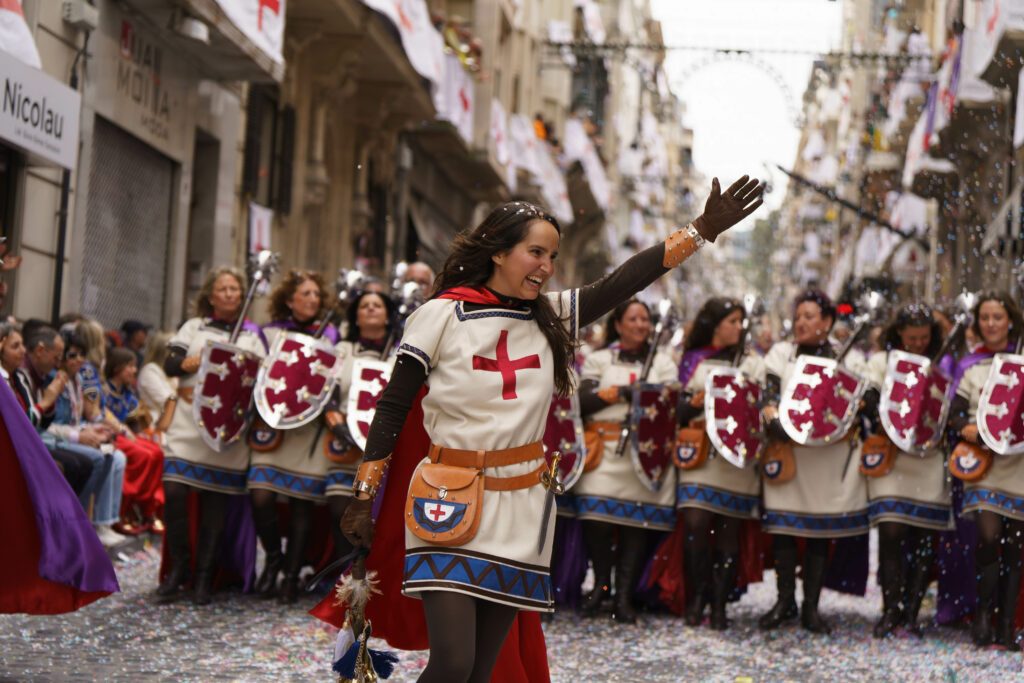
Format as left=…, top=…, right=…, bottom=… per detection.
left=685, top=297, right=745, bottom=354
left=433, top=201, right=575, bottom=396
left=971, top=291, right=1024, bottom=348
left=268, top=270, right=330, bottom=323
left=345, top=290, right=396, bottom=342
left=602, top=298, right=649, bottom=349
left=880, top=303, right=943, bottom=356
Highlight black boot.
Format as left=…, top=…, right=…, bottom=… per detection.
left=800, top=552, right=831, bottom=635
left=611, top=528, right=645, bottom=625
left=972, top=561, right=999, bottom=647
left=995, top=567, right=1022, bottom=651
left=581, top=522, right=614, bottom=615
left=192, top=525, right=223, bottom=606
left=709, top=552, right=738, bottom=631
left=901, top=545, right=933, bottom=638
left=255, top=551, right=283, bottom=598
left=759, top=544, right=798, bottom=630
left=873, top=553, right=904, bottom=639
left=684, top=549, right=710, bottom=626
left=153, top=508, right=191, bottom=604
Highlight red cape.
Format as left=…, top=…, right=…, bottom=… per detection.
left=311, top=388, right=551, bottom=682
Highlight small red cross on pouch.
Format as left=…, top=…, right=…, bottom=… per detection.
left=473, top=330, right=541, bottom=400
left=427, top=503, right=445, bottom=520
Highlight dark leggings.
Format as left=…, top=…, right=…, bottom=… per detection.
left=771, top=533, right=829, bottom=559
left=164, top=480, right=228, bottom=534
left=251, top=489, right=314, bottom=571
left=878, top=521, right=933, bottom=571
left=418, top=591, right=519, bottom=683
left=976, top=510, right=1024, bottom=569
left=681, top=507, right=740, bottom=555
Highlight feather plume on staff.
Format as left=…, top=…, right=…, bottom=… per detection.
left=330, top=556, right=398, bottom=683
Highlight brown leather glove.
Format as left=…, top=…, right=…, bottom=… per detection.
left=340, top=497, right=375, bottom=548
left=597, top=385, right=622, bottom=404
left=689, top=390, right=706, bottom=408
left=693, top=175, right=764, bottom=242
left=181, top=355, right=202, bottom=374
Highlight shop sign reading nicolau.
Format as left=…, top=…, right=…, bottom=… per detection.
left=88, top=7, right=190, bottom=161
left=0, top=49, right=81, bottom=170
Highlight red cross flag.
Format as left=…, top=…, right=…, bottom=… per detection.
left=0, top=0, right=41, bottom=69
left=214, top=0, right=286, bottom=66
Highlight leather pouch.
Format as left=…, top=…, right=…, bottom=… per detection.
left=673, top=426, right=710, bottom=470
left=248, top=417, right=283, bottom=452
left=859, top=434, right=896, bottom=477
left=949, top=441, right=992, bottom=482
left=583, top=423, right=619, bottom=472
left=761, top=442, right=796, bottom=484
left=405, top=462, right=484, bottom=547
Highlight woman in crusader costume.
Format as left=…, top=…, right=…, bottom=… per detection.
left=157, top=266, right=268, bottom=604
left=759, top=290, right=869, bottom=634
left=247, top=271, right=340, bottom=603
left=862, top=304, right=952, bottom=638
left=339, top=175, right=763, bottom=681
left=675, top=297, right=765, bottom=629
left=948, top=292, right=1024, bottom=649
left=572, top=298, right=678, bottom=623
left=325, top=289, right=397, bottom=567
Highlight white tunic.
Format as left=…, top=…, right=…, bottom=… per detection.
left=162, top=317, right=266, bottom=494
left=676, top=352, right=765, bottom=520
left=958, top=356, right=1024, bottom=521
left=399, top=290, right=579, bottom=611
left=572, top=347, right=678, bottom=531
left=863, top=351, right=951, bottom=530
left=761, top=341, right=869, bottom=538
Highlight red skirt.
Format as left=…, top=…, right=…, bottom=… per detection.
left=115, top=434, right=164, bottom=518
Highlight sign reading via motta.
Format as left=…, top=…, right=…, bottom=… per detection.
left=0, top=49, right=81, bottom=170
left=88, top=7, right=190, bottom=161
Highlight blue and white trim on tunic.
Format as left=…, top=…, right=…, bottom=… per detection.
left=676, top=483, right=759, bottom=518
left=403, top=547, right=553, bottom=611
left=247, top=465, right=327, bottom=501
left=867, top=497, right=951, bottom=530
left=963, top=488, right=1024, bottom=522
left=762, top=508, right=870, bottom=537
left=163, top=457, right=248, bottom=493
left=573, top=494, right=675, bottom=530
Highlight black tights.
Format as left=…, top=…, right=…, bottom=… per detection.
left=975, top=510, right=1024, bottom=570
left=681, top=508, right=740, bottom=556
left=164, top=481, right=228, bottom=535
left=418, top=592, right=518, bottom=683
left=772, top=533, right=829, bottom=559
left=878, top=521, right=933, bottom=572
left=327, top=494, right=355, bottom=563
left=251, top=489, right=315, bottom=575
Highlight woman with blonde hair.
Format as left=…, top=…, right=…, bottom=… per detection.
left=156, top=265, right=268, bottom=604
left=137, top=330, right=178, bottom=432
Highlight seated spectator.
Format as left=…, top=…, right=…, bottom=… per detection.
left=137, top=330, right=178, bottom=439
left=75, top=318, right=107, bottom=413
left=103, top=347, right=164, bottom=533
left=42, top=328, right=127, bottom=548
left=1, top=323, right=93, bottom=495
left=120, top=320, right=150, bottom=368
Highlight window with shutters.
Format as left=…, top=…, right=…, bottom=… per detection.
left=242, top=85, right=294, bottom=214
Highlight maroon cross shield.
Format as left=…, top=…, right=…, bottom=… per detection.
left=880, top=350, right=952, bottom=455
left=193, top=340, right=262, bottom=452
left=977, top=353, right=1024, bottom=455
left=704, top=367, right=763, bottom=468
left=254, top=332, right=339, bottom=429
left=629, top=383, right=681, bottom=491
left=779, top=356, right=866, bottom=446
left=346, top=358, right=393, bottom=452
left=542, top=393, right=586, bottom=491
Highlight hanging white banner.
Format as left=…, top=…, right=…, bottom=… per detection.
left=249, top=201, right=273, bottom=253
left=360, top=0, right=443, bottom=90
left=213, top=0, right=286, bottom=66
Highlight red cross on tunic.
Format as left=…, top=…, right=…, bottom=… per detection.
left=472, top=330, right=541, bottom=400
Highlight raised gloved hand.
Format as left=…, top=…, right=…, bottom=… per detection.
left=693, top=175, right=765, bottom=242
left=340, top=497, right=375, bottom=548
left=181, top=355, right=202, bottom=374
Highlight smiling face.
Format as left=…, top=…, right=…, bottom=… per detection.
left=1, top=330, right=25, bottom=374
left=614, top=303, right=651, bottom=350
left=62, top=344, right=85, bottom=376
left=288, top=278, right=322, bottom=323
left=486, top=219, right=560, bottom=300
left=793, top=301, right=832, bottom=346
left=978, top=300, right=1010, bottom=350
left=711, top=309, right=745, bottom=348
left=898, top=324, right=932, bottom=356
left=209, top=273, right=243, bottom=320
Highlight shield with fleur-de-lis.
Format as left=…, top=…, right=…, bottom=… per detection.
left=977, top=353, right=1024, bottom=455
left=629, top=382, right=682, bottom=491
left=880, top=350, right=952, bottom=455
left=193, top=340, right=262, bottom=452
left=542, top=393, right=586, bottom=491
left=704, top=368, right=763, bottom=468
left=254, top=332, right=339, bottom=430
left=346, top=358, right=393, bottom=451
left=779, top=356, right=867, bottom=446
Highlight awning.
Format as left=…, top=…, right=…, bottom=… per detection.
left=0, top=49, right=80, bottom=170
left=406, top=121, right=506, bottom=203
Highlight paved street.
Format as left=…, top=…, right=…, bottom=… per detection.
left=2, top=537, right=1023, bottom=682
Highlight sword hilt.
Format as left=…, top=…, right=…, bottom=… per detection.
left=540, top=451, right=565, bottom=494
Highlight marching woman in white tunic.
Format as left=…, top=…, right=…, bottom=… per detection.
left=573, top=298, right=678, bottom=623
left=759, top=291, right=869, bottom=634
left=247, top=271, right=340, bottom=603
left=341, top=176, right=763, bottom=682
left=948, top=292, right=1024, bottom=649
left=157, top=266, right=268, bottom=604
left=862, top=304, right=952, bottom=638
left=324, top=291, right=396, bottom=566
left=675, top=298, right=765, bottom=629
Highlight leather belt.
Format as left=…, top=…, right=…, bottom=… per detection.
left=585, top=421, right=622, bottom=441
left=428, top=441, right=545, bottom=491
